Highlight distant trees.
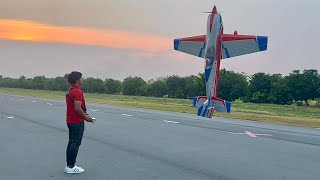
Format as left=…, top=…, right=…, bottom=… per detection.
left=244, top=73, right=293, bottom=104
left=147, top=78, right=168, bottom=97
left=218, top=69, right=248, bottom=101
left=122, top=77, right=147, bottom=96
left=82, top=78, right=105, bottom=93
left=105, top=78, right=121, bottom=94
left=0, top=68, right=319, bottom=106
left=286, top=69, right=320, bottom=105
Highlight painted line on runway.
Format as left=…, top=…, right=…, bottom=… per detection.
left=227, top=132, right=246, bottom=135
left=163, top=120, right=180, bottom=124
left=227, top=131, right=272, bottom=137
left=254, top=134, right=272, bottom=137
left=7, top=116, right=14, bottom=119
left=32, top=101, right=37, bottom=103
left=121, top=114, right=133, bottom=117
left=245, top=131, right=257, bottom=138
left=46, top=103, right=53, bottom=106
left=89, top=109, right=99, bottom=112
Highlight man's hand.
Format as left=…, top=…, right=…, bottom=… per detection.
left=74, top=101, right=95, bottom=123
left=85, top=115, right=95, bottom=123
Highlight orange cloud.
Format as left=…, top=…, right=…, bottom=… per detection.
left=0, top=19, right=172, bottom=55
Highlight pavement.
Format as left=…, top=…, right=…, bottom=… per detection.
left=0, top=93, right=319, bottom=180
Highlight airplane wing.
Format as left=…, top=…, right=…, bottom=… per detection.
left=174, top=35, right=206, bottom=58
left=221, top=34, right=268, bottom=59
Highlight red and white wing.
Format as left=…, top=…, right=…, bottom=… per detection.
left=174, top=35, right=206, bottom=58
left=221, top=34, right=268, bottom=59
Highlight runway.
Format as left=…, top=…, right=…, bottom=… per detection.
left=0, top=93, right=319, bottom=180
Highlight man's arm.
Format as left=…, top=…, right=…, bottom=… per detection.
left=74, top=101, right=94, bottom=123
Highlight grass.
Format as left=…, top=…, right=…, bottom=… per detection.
left=0, top=87, right=319, bottom=128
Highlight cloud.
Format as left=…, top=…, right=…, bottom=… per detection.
left=0, top=19, right=172, bottom=56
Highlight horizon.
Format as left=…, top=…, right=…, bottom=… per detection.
left=0, top=68, right=317, bottom=81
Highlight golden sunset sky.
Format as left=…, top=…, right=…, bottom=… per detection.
left=0, top=0, right=318, bottom=79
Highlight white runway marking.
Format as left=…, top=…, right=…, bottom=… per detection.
left=7, top=116, right=14, bottom=119
left=89, top=109, right=99, bottom=112
left=227, top=132, right=246, bottom=135
left=46, top=103, right=53, bottom=106
left=121, top=114, right=133, bottom=117
left=163, top=120, right=180, bottom=124
left=245, top=131, right=257, bottom=138
left=227, top=131, right=272, bottom=137
left=32, top=101, right=37, bottom=103
left=254, top=134, right=272, bottom=137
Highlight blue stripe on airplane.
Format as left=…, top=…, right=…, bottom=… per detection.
left=205, top=67, right=212, bottom=83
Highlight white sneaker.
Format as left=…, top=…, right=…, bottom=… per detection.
left=64, top=165, right=85, bottom=174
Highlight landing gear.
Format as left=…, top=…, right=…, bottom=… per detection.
left=205, top=106, right=215, bottom=118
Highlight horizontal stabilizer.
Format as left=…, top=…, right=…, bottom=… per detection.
left=194, top=96, right=231, bottom=118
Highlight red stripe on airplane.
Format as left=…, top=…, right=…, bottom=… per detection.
left=211, top=96, right=226, bottom=106
left=210, top=14, right=214, bottom=33
left=214, top=33, right=222, bottom=97
left=221, top=34, right=256, bottom=41
left=180, top=35, right=206, bottom=42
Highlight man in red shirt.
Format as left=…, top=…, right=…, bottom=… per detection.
left=64, top=71, right=94, bottom=174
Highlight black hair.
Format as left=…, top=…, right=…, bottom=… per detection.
left=67, top=71, right=82, bottom=84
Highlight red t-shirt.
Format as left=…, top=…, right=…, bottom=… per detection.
left=66, top=84, right=86, bottom=124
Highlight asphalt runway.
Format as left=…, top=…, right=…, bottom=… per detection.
left=0, top=93, right=319, bottom=180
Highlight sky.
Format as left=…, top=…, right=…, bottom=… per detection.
left=0, top=0, right=319, bottom=80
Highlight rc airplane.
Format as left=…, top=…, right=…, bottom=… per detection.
left=174, top=5, right=268, bottom=118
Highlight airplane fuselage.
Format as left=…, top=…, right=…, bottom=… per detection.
left=204, top=12, right=223, bottom=100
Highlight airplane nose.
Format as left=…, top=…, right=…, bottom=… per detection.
left=212, top=6, right=217, bottom=13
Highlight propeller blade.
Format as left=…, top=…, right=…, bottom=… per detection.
left=201, top=11, right=223, bottom=14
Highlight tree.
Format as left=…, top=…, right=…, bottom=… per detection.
left=218, top=69, right=248, bottom=101
left=52, top=76, right=69, bottom=91
left=286, top=69, right=319, bottom=105
left=194, top=73, right=206, bottom=96
left=165, top=75, right=187, bottom=98
left=32, top=76, right=47, bottom=90
left=247, top=73, right=273, bottom=103
left=122, top=77, right=147, bottom=96
left=148, top=79, right=168, bottom=97
left=17, top=76, right=27, bottom=89
left=251, top=91, right=267, bottom=103
left=82, top=78, right=105, bottom=93
left=302, top=69, right=319, bottom=102
left=105, top=78, right=122, bottom=94
left=183, top=75, right=200, bottom=98
left=268, top=74, right=293, bottom=104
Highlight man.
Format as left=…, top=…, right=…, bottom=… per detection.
left=64, top=71, right=95, bottom=174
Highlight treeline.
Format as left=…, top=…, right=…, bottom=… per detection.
left=0, top=69, right=319, bottom=105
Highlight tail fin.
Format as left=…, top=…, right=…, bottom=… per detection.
left=193, top=96, right=231, bottom=118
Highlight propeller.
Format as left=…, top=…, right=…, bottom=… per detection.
left=201, top=6, right=222, bottom=14
left=201, top=11, right=223, bottom=14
